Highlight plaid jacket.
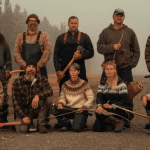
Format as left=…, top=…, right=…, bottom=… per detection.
left=14, top=29, right=51, bottom=69
left=12, top=74, right=53, bottom=119
left=145, top=36, right=150, bottom=72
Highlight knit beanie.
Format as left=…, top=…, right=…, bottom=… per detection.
left=26, top=60, right=37, bottom=69
left=26, top=14, right=40, bottom=24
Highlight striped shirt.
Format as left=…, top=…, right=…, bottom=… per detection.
left=145, top=36, right=150, bottom=72
left=14, top=29, right=51, bottom=69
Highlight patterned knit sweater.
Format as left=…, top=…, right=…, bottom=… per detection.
left=58, top=78, right=95, bottom=109
left=96, top=79, right=128, bottom=107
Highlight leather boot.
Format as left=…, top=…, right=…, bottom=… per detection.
left=105, top=116, right=124, bottom=132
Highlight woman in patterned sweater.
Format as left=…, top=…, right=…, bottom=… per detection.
left=56, top=63, right=95, bottom=132
left=93, top=61, right=128, bottom=132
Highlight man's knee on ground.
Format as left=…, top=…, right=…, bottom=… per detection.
left=15, top=125, right=29, bottom=133
left=72, top=124, right=83, bottom=132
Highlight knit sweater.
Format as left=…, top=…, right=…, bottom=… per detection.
left=97, top=24, right=140, bottom=69
left=96, top=79, right=128, bottom=107
left=58, top=78, right=95, bottom=109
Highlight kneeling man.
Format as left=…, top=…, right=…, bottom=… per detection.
left=12, top=61, right=53, bottom=133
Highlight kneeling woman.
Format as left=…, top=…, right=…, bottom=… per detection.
left=93, top=61, right=128, bottom=132
left=55, top=63, right=95, bottom=132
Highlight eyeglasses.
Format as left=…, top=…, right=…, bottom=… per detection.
left=28, top=20, right=38, bottom=23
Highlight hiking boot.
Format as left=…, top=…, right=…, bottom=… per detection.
left=124, top=121, right=131, bottom=128
left=29, top=123, right=37, bottom=132
left=38, top=126, right=48, bottom=133
left=145, top=123, right=150, bottom=129
left=105, top=116, right=124, bottom=132
left=59, top=126, right=69, bottom=132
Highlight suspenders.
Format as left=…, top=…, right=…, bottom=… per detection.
left=64, top=31, right=81, bottom=44
left=23, top=31, right=42, bottom=43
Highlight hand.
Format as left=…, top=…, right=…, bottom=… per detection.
left=141, top=95, right=147, bottom=107
left=113, top=44, right=121, bottom=50
left=74, top=50, right=82, bottom=60
left=96, top=105, right=104, bottom=115
left=22, top=117, right=30, bottom=125
left=76, top=106, right=87, bottom=114
left=31, top=95, right=39, bottom=109
left=5, top=72, right=11, bottom=80
left=58, top=103, right=63, bottom=109
left=56, top=71, right=63, bottom=80
left=103, top=103, right=113, bottom=109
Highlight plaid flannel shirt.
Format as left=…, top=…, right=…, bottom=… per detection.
left=14, top=29, right=51, bottom=69
left=12, top=74, right=53, bottom=119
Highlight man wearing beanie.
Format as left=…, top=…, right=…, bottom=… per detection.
left=97, top=9, right=140, bottom=127
left=12, top=62, right=53, bottom=133
left=14, top=14, right=51, bottom=78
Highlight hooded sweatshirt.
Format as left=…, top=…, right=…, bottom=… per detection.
left=97, top=24, right=140, bottom=69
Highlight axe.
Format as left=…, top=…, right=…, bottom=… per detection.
left=0, top=121, right=22, bottom=127
left=57, top=46, right=89, bottom=83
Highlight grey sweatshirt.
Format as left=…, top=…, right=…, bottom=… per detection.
left=97, top=24, right=140, bottom=69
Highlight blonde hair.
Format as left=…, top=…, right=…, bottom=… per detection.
left=104, top=61, right=117, bottom=70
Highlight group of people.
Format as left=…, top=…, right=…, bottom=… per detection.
left=0, top=8, right=150, bottom=134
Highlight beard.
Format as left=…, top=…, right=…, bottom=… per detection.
left=25, top=71, right=35, bottom=81
left=28, top=24, right=37, bottom=31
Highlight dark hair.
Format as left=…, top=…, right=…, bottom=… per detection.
left=0, top=33, right=8, bottom=48
left=68, top=16, right=78, bottom=23
left=69, top=63, right=80, bottom=71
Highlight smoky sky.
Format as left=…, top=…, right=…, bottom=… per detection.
left=2, top=0, right=150, bottom=75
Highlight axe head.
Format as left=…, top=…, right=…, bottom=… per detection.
left=77, top=46, right=89, bottom=56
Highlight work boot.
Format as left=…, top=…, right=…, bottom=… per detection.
left=38, top=126, right=48, bottom=133
left=105, top=116, right=124, bottom=132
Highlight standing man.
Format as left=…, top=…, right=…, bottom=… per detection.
left=14, top=14, right=51, bottom=129
left=97, top=9, right=140, bottom=126
left=14, top=14, right=51, bottom=78
left=12, top=62, right=53, bottom=133
left=0, top=33, right=12, bottom=125
left=54, top=16, right=94, bottom=92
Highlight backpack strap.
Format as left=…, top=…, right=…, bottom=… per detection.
left=36, top=31, right=41, bottom=43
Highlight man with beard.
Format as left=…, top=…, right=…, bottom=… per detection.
left=14, top=14, right=51, bottom=130
left=14, top=14, right=51, bottom=78
left=12, top=61, right=53, bottom=133
left=97, top=9, right=140, bottom=127
left=53, top=16, right=94, bottom=129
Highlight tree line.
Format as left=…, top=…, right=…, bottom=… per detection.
left=0, top=0, right=67, bottom=73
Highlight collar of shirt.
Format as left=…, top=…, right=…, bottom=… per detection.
left=68, top=30, right=78, bottom=36
left=26, top=29, right=39, bottom=36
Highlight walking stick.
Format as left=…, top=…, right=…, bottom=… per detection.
left=114, top=104, right=150, bottom=120
left=103, top=111, right=150, bottom=135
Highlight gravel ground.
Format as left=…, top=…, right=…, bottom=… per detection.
left=0, top=75, right=150, bottom=150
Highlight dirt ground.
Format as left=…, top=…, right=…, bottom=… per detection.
left=1, top=74, right=150, bottom=150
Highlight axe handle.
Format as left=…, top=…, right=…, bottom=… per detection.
left=10, top=70, right=25, bottom=75
left=115, top=105, right=150, bottom=120
left=57, top=57, right=75, bottom=83
left=0, top=121, right=22, bottom=127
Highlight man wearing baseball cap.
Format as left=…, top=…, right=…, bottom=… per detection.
left=97, top=9, right=140, bottom=127
left=12, top=62, right=53, bottom=133
left=14, top=14, right=51, bottom=130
